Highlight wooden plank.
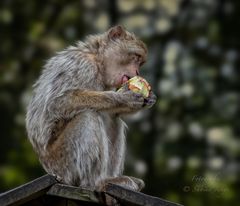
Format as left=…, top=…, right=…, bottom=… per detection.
left=0, top=174, right=183, bottom=206
left=47, top=183, right=183, bottom=206
left=0, top=174, right=57, bottom=206
left=47, top=184, right=100, bottom=204
left=105, top=183, right=184, bottom=206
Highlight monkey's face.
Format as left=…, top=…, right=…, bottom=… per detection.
left=104, top=47, right=147, bottom=89
left=103, top=26, right=147, bottom=89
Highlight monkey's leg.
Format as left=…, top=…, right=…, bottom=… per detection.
left=58, top=111, right=110, bottom=187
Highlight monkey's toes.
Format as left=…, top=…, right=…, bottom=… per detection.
left=130, top=177, right=145, bottom=191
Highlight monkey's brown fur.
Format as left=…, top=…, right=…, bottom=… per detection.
left=26, top=26, right=156, bottom=195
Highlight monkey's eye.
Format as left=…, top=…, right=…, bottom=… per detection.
left=131, top=53, right=143, bottom=65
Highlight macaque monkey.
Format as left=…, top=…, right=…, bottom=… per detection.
left=26, top=26, right=156, bottom=199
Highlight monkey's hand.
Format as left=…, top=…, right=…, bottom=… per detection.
left=115, top=84, right=156, bottom=114
left=116, top=88, right=145, bottom=114
left=121, top=90, right=145, bottom=109
left=143, top=91, right=157, bottom=108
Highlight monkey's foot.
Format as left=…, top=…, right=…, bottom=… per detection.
left=96, top=176, right=145, bottom=206
left=128, top=176, right=145, bottom=191
left=52, top=174, right=63, bottom=183
left=97, top=176, right=145, bottom=192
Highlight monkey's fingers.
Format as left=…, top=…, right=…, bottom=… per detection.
left=143, top=91, right=157, bottom=108
left=128, top=176, right=145, bottom=191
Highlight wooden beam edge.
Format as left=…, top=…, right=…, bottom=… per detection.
left=47, top=183, right=100, bottom=203
left=0, top=174, right=57, bottom=206
left=0, top=175, right=184, bottom=206
left=105, top=183, right=184, bottom=206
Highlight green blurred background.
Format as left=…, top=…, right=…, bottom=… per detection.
left=0, top=0, right=240, bottom=205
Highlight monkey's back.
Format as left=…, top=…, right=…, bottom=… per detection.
left=26, top=47, right=101, bottom=149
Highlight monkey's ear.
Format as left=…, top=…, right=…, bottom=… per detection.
left=108, top=25, right=126, bottom=40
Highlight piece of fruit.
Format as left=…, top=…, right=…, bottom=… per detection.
left=118, top=76, right=151, bottom=98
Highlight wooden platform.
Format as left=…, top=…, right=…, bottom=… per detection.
left=0, top=174, right=183, bottom=206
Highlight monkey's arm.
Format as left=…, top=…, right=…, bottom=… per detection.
left=48, top=89, right=144, bottom=117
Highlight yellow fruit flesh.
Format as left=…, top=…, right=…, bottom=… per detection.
left=128, top=76, right=151, bottom=98
left=117, top=76, right=151, bottom=98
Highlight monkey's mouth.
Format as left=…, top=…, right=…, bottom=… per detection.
left=121, top=75, right=130, bottom=85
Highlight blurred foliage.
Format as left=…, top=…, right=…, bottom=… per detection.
left=0, top=0, right=240, bottom=205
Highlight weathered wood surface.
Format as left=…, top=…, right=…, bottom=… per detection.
left=47, top=183, right=183, bottom=206
left=0, top=174, right=57, bottom=206
left=47, top=183, right=100, bottom=203
left=0, top=174, right=184, bottom=206
left=105, top=183, right=183, bottom=206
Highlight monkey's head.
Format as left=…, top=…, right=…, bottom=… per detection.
left=102, top=25, right=148, bottom=89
